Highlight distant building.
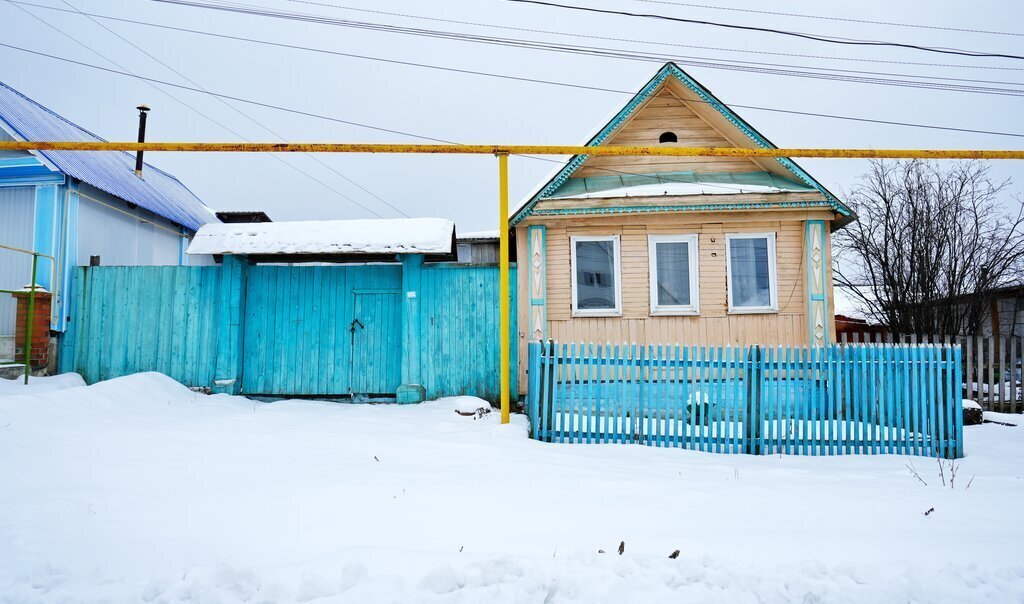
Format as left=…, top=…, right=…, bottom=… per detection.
left=0, top=81, right=218, bottom=346
left=455, top=230, right=511, bottom=264
left=215, top=210, right=272, bottom=224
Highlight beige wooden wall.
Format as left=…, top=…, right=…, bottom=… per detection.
left=515, top=210, right=837, bottom=393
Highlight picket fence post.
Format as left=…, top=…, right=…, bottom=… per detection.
left=745, top=345, right=762, bottom=455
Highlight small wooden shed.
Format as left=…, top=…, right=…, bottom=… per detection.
left=511, top=62, right=855, bottom=393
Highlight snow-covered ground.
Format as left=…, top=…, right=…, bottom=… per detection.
left=1, top=373, right=1021, bottom=602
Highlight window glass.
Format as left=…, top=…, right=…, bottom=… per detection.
left=729, top=237, right=771, bottom=307
left=575, top=240, right=616, bottom=310
left=655, top=241, right=691, bottom=306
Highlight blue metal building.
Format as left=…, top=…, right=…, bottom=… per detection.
left=0, top=81, right=217, bottom=343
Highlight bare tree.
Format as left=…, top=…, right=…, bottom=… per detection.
left=835, top=160, right=1024, bottom=335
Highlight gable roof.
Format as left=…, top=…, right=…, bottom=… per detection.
left=0, top=81, right=217, bottom=231
left=510, top=62, right=854, bottom=227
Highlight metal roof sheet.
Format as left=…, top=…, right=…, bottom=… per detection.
left=0, top=81, right=216, bottom=231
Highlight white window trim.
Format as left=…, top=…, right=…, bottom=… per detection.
left=648, top=234, right=700, bottom=316
left=725, top=232, right=779, bottom=314
left=570, top=235, right=622, bottom=317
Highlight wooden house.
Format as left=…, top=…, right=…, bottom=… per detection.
left=511, top=63, right=855, bottom=393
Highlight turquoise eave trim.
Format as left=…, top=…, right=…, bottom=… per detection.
left=549, top=170, right=815, bottom=199
left=510, top=62, right=852, bottom=226
left=530, top=198, right=834, bottom=218
left=0, top=156, right=64, bottom=186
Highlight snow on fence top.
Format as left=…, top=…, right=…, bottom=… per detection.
left=187, top=218, right=456, bottom=256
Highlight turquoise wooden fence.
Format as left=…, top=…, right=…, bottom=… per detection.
left=527, top=342, right=963, bottom=458
left=60, top=266, right=222, bottom=387
left=60, top=263, right=516, bottom=402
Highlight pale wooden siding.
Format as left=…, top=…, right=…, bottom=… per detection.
left=515, top=211, right=838, bottom=393
left=574, top=88, right=765, bottom=178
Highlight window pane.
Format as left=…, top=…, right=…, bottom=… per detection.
left=729, top=237, right=771, bottom=307
left=655, top=241, right=691, bottom=306
left=575, top=240, right=616, bottom=310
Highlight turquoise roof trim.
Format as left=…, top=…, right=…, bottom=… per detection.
left=532, top=198, right=835, bottom=218
left=549, top=170, right=815, bottom=199
left=510, top=62, right=852, bottom=226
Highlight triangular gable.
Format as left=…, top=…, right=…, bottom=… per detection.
left=510, top=62, right=852, bottom=226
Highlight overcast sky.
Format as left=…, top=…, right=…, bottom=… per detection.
left=1, top=0, right=1022, bottom=232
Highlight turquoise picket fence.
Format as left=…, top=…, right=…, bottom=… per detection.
left=526, top=342, right=963, bottom=458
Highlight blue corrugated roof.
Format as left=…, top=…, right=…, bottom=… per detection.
left=0, top=81, right=216, bottom=231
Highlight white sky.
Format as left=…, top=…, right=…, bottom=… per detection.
left=1, top=0, right=1022, bottom=232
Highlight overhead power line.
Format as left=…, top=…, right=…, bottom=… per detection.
left=626, top=0, right=1023, bottom=38
left=3, top=0, right=396, bottom=219
left=136, top=0, right=1024, bottom=96
left=504, top=0, right=1024, bottom=61
left=275, top=0, right=1024, bottom=71
left=1, top=39, right=1023, bottom=142
left=47, top=0, right=407, bottom=218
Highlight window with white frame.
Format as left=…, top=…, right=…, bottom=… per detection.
left=726, top=233, right=778, bottom=312
left=571, top=235, right=621, bottom=315
left=648, top=234, right=699, bottom=315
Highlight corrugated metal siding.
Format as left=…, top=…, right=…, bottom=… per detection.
left=76, top=185, right=185, bottom=266
left=0, top=187, right=36, bottom=335
left=0, top=81, right=215, bottom=230
left=59, top=266, right=221, bottom=385
left=421, top=265, right=517, bottom=401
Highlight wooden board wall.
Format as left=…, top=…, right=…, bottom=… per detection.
left=515, top=211, right=837, bottom=393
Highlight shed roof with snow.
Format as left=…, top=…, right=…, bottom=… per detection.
left=187, top=218, right=457, bottom=263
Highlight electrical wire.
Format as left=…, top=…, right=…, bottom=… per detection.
left=274, top=0, right=1024, bottom=71
left=1, top=37, right=1022, bottom=143
left=54, top=0, right=408, bottom=218
left=503, top=0, right=1024, bottom=60
left=4, top=0, right=396, bottom=219
left=136, top=0, right=1024, bottom=96
left=624, top=0, right=1023, bottom=38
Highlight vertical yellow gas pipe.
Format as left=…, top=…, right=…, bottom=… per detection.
left=498, top=153, right=510, bottom=424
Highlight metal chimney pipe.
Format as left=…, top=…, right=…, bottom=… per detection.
left=134, top=104, right=150, bottom=176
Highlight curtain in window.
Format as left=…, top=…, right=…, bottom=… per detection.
left=729, top=238, right=771, bottom=307
left=655, top=241, right=691, bottom=306
left=575, top=240, right=616, bottom=310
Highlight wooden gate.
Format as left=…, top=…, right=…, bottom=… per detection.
left=349, top=290, right=402, bottom=397
left=60, top=263, right=517, bottom=401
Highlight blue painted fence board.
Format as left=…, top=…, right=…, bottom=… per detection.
left=59, top=266, right=221, bottom=386
left=420, top=265, right=518, bottom=402
left=60, top=263, right=516, bottom=402
left=527, top=341, right=963, bottom=458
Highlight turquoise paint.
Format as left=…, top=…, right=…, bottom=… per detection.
left=59, top=265, right=221, bottom=385
left=32, top=184, right=60, bottom=300
left=530, top=199, right=832, bottom=218
left=0, top=156, right=64, bottom=186
left=213, top=255, right=249, bottom=394
left=62, top=263, right=518, bottom=402
left=805, top=219, right=828, bottom=346
left=527, top=225, right=546, bottom=341
left=511, top=62, right=851, bottom=226
left=548, top=170, right=815, bottom=199
left=397, top=254, right=425, bottom=403
left=528, top=342, right=963, bottom=458
left=54, top=180, right=79, bottom=333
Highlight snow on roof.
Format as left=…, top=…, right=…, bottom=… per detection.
left=0, top=81, right=217, bottom=231
left=833, top=285, right=874, bottom=321
left=187, top=218, right=455, bottom=256
left=457, top=230, right=498, bottom=240
left=549, top=182, right=800, bottom=200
